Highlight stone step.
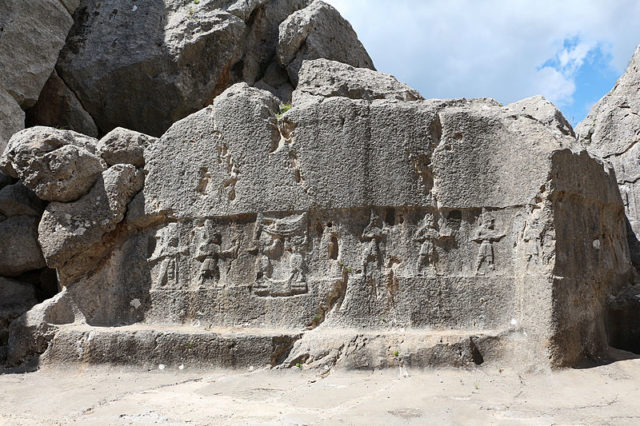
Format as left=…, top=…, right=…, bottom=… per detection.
left=41, top=324, right=509, bottom=369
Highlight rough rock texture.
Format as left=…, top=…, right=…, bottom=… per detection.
left=38, top=164, right=144, bottom=284
left=7, top=76, right=633, bottom=370
left=577, top=45, right=640, bottom=269
left=0, top=88, right=24, bottom=154
left=293, top=59, right=422, bottom=104
left=0, top=183, right=45, bottom=217
left=0, top=0, right=73, bottom=108
left=0, top=127, right=106, bottom=202
left=277, top=1, right=374, bottom=84
left=0, top=216, right=46, bottom=277
left=505, top=95, right=575, bottom=138
left=54, top=0, right=369, bottom=136
left=26, top=71, right=99, bottom=138
left=96, top=128, right=156, bottom=168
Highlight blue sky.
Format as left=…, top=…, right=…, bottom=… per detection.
left=325, top=0, right=640, bottom=126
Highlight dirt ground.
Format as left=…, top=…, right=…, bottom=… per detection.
left=1, top=358, right=640, bottom=425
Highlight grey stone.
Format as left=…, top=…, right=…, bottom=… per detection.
left=0, top=127, right=106, bottom=202
left=26, top=71, right=99, bottom=138
left=277, top=1, right=375, bottom=84
left=38, top=164, right=144, bottom=283
left=10, top=79, right=633, bottom=370
left=0, top=87, right=24, bottom=154
left=505, top=95, right=575, bottom=138
left=59, top=0, right=81, bottom=15
left=577, top=44, right=640, bottom=269
left=97, top=128, right=157, bottom=168
left=0, top=215, right=46, bottom=277
left=293, top=59, right=423, bottom=104
left=0, top=172, right=15, bottom=190
left=0, top=0, right=73, bottom=108
left=0, top=183, right=44, bottom=217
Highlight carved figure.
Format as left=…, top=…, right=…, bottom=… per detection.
left=194, top=219, right=238, bottom=286
left=149, top=224, right=188, bottom=288
left=472, top=211, right=505, bottom=274
left=361, top=210, right=386, bottom=277
left=414, top=213, right=439, bottom=272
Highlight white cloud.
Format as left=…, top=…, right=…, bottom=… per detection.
left=324, top=0, right=640, bottom=113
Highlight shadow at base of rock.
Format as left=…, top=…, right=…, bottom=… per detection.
left=0, top=356, right=39, bottom=375
left=572, top=347, right=640, bottom=369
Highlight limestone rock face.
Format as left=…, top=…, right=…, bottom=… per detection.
left=0, top=88, right=24, bottom=154
left=26, top=71, right=99, bottom=138
left=0, top=127, right=106, bottom=202
left=0, top=0, right=73, bottom=108
left=293, top=59, right=423, bottom=104
left=9, top=68, right=633, bottom=370
left=0, top=216, right=46, bottom=277
left=577, top=45, right=640, bottom=267
left=277, top=1, right=374, bottom=84
left=54, top=0, right=367, bottom=136
left=97, top=128, right=157, bottom=168
left=38, top=164, right=144, bottom=283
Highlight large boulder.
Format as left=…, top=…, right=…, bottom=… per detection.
left=54, top=0, right=371, bottom=136
left=0, top=215, right=46, bottom=277
left=293, top=59, right=422, bottom=104
left=277, top=1, right=374, bottom=84
left=26, top=71, right=99, bottom=138
left=96, top=128, right=156, bottom=168
left=38, top=164, right=144, bottom=284
left=0, top=0, right=74, bottom=108
left=0, top=127, right=106, bottom=202
left=9, top=73, right=633, bottom=369
left=505, top=95, right=575, bottom=138
left=0, top=87, right=24, bottom=154
left=577, top=45, right=640, bottom=267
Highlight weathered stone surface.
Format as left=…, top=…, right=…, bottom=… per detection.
left=54, top=0, right=371, bottom=136
left=0, top=87, right=24, bottom=154
left=577, top=44, right=640, bottom=269
left=0, top=183, right=44, bottom=217
left=38, top=164, right=144, bottom=282
left=10, top=78, right=633, bottom=370
left=26, top=71, right=99, bottom=138
left=59, top=0, right=81, bottom=15
left=97, top=128, right=157, bottom=168
left=293, top=59, right=423, bottom=105
left=0, top=127, right=106, bottom=201
left=505, top=95, right=575, bottom=138
left=0, top=216, right=46, bottom=277
left=0, top=0, right=73, bottom=108
left=277, top=1, right=374, bottom=84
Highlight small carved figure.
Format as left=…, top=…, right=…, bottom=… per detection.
left=523, top=222, right=540, bottom=265
left=194, top=219, right=238, bottom=286
left=149, top=224, right=188, bottom=288
left=472, top=211, right=505, bottom=274
left=414, top=213, right=439, bottom=272
left=361, top=210, right=386, bottom=277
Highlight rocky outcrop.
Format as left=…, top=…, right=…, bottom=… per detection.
left=0, top=127, right=106, bottom=202
left=26, top=71, right=99, bottom=138
left=577, top=45, right=640, bottom=268
left=506, top=95, right=575, bottom=138
left=7, top=67, right=633, bottom=370
left=0, top=183, right=44, bottom=218
left=277, top=1, right=374, bottom=84
left=38, top=164, right=144, bottom=283
left=55, top=0, right=372, bottom=136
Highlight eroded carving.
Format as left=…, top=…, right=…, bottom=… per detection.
left=149, top=223, right=189, bottom=289
left=472, top=211, right=505, bottom=274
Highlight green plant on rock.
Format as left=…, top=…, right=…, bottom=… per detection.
left=276, top=103, right=292, bottom=119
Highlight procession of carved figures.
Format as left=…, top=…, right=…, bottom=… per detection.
left=146, top=207, right=550, bottom=296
